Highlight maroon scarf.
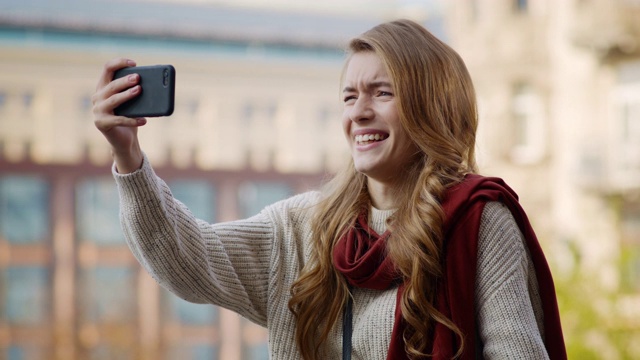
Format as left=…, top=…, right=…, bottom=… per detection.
left=333, top=174, right=567, bottom=359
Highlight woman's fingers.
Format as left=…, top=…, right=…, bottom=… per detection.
left=92, top=82, right=140, bottom=115
left=94, top=114, right=147, bottom=133
left=92, top=58, right=146, bottom=162
left=92, top=58, right=140, bottom=116
left=96, top=58, right=136, bottom=91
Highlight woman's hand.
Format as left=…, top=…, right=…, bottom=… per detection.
left=92, top=58, right=145, bottom=173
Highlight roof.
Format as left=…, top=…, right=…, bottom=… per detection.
left=0, top=0, right=446, bottom=49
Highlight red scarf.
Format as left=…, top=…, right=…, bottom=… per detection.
left=332, top=174, right=567, bottom=359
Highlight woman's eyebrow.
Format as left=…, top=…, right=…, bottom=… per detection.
left=342, top=81, right=393, bottom=93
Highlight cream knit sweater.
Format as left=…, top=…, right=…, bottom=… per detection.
left=114, top=156, right=549, bottom=359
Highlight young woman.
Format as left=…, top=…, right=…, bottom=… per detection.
left=93, top=19, right=566, bottom=359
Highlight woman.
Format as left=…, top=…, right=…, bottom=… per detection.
left=93, top=19, right=566, bottom=359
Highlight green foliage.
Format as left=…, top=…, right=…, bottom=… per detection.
left=553, top=240, right=640, bottom=360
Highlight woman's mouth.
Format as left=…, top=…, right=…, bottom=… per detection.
left=355, top=133, right=388, bottom=145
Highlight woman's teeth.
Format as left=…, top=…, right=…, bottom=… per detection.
left=355, top=134, right=387, bottom=145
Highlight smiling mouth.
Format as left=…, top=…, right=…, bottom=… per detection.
left=355, top=133, right=388, bottom=145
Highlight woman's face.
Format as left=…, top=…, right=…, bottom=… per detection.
left=342, top=52, right=418, bottom=185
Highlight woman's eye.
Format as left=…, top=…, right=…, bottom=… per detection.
left=378, top=91, right=393, bottom=97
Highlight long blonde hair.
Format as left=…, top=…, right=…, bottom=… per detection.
left=288, top=19, right=478, bottom=359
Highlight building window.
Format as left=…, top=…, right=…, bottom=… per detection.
left=0, top=176, right=49, bottom=243
left=242, top=316, right=269, bottom=360
left=514, top=0, right=528, bottom=13
left=168, top=180, right=217, bottom=223
left=510, top=82, right=546, bottom=164
left=78, top=266, right=136, bottom=323
left=80, top=94, right=92, bottom=113
left=76, top=178, right=125, bottom=246
left=617, top=88, right=640, bottom=170
left=163, top=291, right=219, bottom=326
left=76, top=266, right=138, bottom=359
left=243, top=342, right=269, bottom=360
left=0, top=91, right=6, bottom=110
left=161, top=300, right=218, bottom=359
left=612, top=61, right=640, bottom=187
left=469, top=0, right=479, bottom=21
left=0, top=175, right=51, bottom=358
left=620, top=201, right=640, bottom=292
left=21, top=92, right=33, bottom=109
left=75, top=178, right=139, bottom=358
left=166, top=344, right=218, bottom=360
left=6, top=345, right=47, bottom=360
left=238, top=182, right=293, bottom=218
left=161, top=289, right=220, bottom=360
left=2, top=266, right=49, bottom=325
left=242, top=102, right=255, bottom=125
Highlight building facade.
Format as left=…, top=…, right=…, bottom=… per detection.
left=446, top=0, right=640, bottom=357
left=0, top=6, right=345, bottom=360
left=0, top=1, right=445, bottom=359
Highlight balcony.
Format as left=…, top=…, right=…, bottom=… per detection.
left=572, top=0, right=640, bottom=61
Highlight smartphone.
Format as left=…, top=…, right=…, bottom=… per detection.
left=113, top=64, right=176, bottom=117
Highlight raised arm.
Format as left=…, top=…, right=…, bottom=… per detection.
left=115, top=155, right=273, bottom=325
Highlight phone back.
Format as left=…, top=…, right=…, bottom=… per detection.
left=113, top=65, right=176, bottom=117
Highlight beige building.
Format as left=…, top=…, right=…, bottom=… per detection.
left=0, top=19, right=341, bottom=360
left=3, top=0, right=638, bottom=358
left=0, top=1, right=442, bottom=359
left=447, top=0, right=640, bottom=357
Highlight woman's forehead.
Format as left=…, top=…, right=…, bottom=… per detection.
left=343, top=52, right=391, bottom=84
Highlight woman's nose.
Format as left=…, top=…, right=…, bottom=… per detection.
left=349, top=97, right=374, bottom=122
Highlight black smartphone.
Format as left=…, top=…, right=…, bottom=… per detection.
left=113, top=64, right=176, bottom=117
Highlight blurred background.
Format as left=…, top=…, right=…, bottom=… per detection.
left=0, top=0, right=638, bottom=359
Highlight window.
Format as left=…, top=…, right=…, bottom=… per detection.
left=166, top=344, right=218, bottom=360
left=163, top=291, right=218, bottom=326
left=78, top=266, right=136, bottom=323
left=242, top=102, right=255, bottom=125
left=2, top=266, right=49, bottom=325
left=75, top=178, right=138, bottom=358
left=22, top=92, right=33, bottom=109
left=238, top=182, right=293, bottom=218
left=243, top=342, right=269, bottom=360
left=514, top=0, right=528, bottom=13
left=242, top=317, right=269, bottom=360
left=168, top=180, right=216, bottom=223
left=76, top=178, right=125, bottom=246
left=0, top=176, right=49, bottom=243
left=620, top=201, right=640, bottom=292
left=0, top=175, right=51, bottom=358
left=0, top=91, right=6, bottom=110
left=317, top=104, right=338, bottom=125
left=76, top=266, right=137, bottom=360
left=160, top=289, right=220, bottom=360
left=510, top=83, right=546, bottom=164
left=5, top=345, right=47, bottom=360
left=612, top=61, right=640, bottom=187
left=469, top=0, right=479, bottom=22
left=240, top=101, right=279, bottom=126
left=80, top=95, right=92, bottom=113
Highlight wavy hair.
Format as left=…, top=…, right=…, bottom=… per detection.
left=288, top=19, right=478, bottom=359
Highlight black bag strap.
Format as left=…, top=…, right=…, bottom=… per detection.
left=342, top=293, right=353, bottom=360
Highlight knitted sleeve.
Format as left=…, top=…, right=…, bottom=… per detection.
left=113, top=155, right=275, bottom=326
left=475, top=201, right=549, bottom=359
